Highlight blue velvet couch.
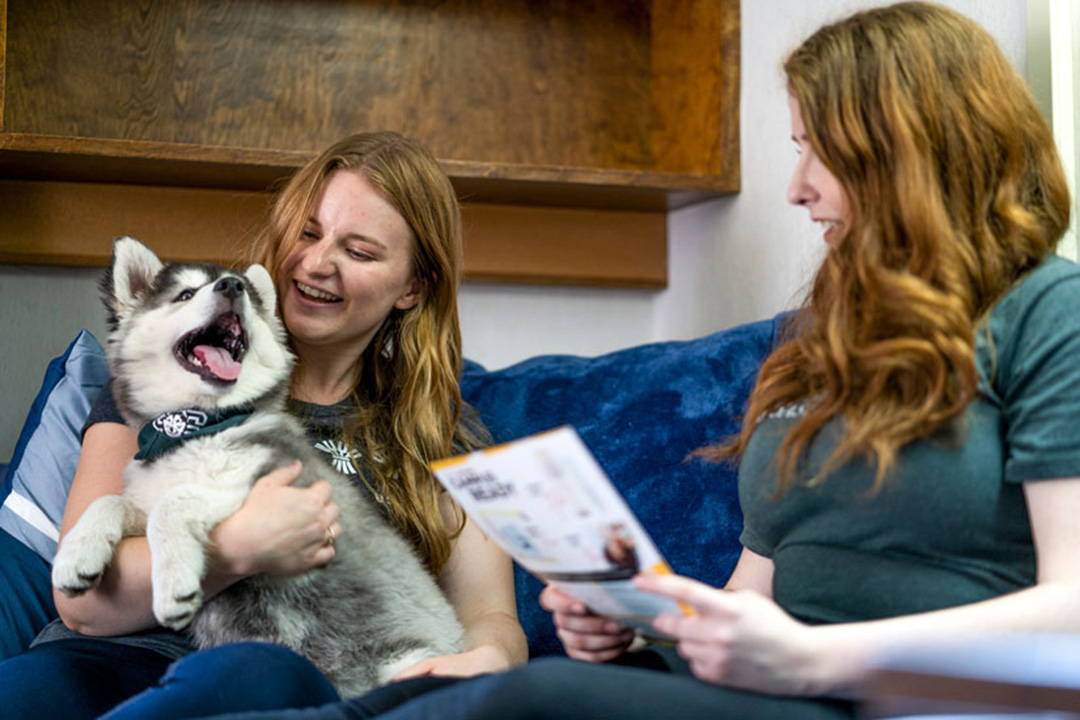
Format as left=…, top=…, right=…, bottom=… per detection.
left=0, top=314, right=782, bottom=660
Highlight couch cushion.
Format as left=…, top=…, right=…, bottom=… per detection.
left=0, top=330, right=107, bottom=659
left=460, top=315, right=782, bottom=656
left=1, top=330, right=109, bottom=562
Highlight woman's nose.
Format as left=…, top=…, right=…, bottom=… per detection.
left=787, top=161, right=814, bottom=207
left=300, top=239, right=334, bottom=274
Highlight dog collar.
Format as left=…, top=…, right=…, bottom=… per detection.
left=135, top=408, right=253, bottom=461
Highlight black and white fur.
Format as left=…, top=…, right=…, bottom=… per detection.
left=51, top=237, right=463, bottom=695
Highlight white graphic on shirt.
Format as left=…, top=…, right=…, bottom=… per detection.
left=759, top=399, right=811, bottom=422
left=314, top=439, right=360, bottom=476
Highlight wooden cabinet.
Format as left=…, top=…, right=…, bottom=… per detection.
left=0, top=0, right=739, bottom=287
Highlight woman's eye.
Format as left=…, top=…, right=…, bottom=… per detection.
left=301, top=230, right=319, bottom=241
left=347, top=250, right=374, bottom=262
left=174, top=289, right=196, bottom=302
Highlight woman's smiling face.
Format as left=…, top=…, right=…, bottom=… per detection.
left=786, top=94, right=851, bottom=246
left=278, top=169, right=422, bottom=359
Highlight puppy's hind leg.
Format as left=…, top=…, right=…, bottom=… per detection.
left=52, top=496, right=145, bottom=596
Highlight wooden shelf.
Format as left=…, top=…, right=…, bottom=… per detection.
left=0, top=0, right=740, bottom=286
left=0, top=133, right=733, bottom=211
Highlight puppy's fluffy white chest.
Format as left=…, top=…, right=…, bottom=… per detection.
left=124, top=431, right=275, bottom=516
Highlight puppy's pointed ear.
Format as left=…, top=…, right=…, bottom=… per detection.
left=244, top=264, right=277, bottom=310
left=101, top=237, right=164, bottom=327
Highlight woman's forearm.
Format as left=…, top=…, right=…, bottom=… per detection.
left=812, top=580, right=1080, bottom=697
left=54, top=536, right=159, bottom=635
left=462, top=609, right=529, bottom=669
left=54, top=534, right=250, bottom=636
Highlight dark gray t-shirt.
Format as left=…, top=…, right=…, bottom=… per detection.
left=35, top=387, right=490, bottom=659
left=739, top=255, right=1080, bottom=625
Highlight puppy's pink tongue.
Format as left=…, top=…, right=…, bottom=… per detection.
left=193, top=345, right=242, bottom=381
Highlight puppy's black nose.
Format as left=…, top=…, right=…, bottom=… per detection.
left=214, top=276, right=246, bottom=299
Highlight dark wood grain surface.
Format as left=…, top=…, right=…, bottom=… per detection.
left=0, top=0, right=739, bottom=285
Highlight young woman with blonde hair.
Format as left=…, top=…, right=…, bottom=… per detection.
left=251, top=131, right=488, bottom=578
left=0, top=131, right=526, bottom=719
left=224, top=4, right=1079, bottom=718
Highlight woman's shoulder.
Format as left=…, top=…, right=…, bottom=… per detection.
left=983, top=254, right=1080, bottom=386
left=1002, top=254, right=1080, bottom=306
left=990, top=255, right=1080, bottom=333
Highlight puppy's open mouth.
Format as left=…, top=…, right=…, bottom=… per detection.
left=174, top=312, right=247, bottom=383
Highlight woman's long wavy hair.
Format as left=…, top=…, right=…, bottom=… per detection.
left=249, top=131, right=480, bottom=575
left=706, top=2, right=1071, bottom=494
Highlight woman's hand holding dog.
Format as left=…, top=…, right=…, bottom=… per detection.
left=541, top=585, right=636, bottom=662
left=211, top=461, right=341, bottom=578
left=392, top=645, right=516, bottom=681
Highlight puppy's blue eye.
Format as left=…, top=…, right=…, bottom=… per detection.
left=174, top=289, right=196, bottom=302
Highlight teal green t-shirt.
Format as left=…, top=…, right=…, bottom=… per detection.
left=738, top=255, right=1080, bottom=625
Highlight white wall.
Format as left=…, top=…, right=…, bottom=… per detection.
left=461, top=0, right=1029, bottom=363
left=1027, top=0, right=1079, bottom=260
left=0, top=1, right=1031, bottom=462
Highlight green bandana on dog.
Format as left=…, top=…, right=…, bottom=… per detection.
left=135, top=408, right=253, bottom=461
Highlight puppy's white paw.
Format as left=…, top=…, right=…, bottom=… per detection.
left=51, top=539, right=116, bottom=596
left=153, top=572, right=204, bottom=630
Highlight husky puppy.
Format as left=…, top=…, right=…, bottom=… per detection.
left=52, top=237, right=464, bottom=695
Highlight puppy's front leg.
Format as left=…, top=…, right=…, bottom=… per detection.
left=147, top=486, right=242, bottom=630
left=52, top=496, right=146, bottom=596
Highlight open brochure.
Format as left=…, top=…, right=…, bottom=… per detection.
left=431, top=425, right=691, bottom=637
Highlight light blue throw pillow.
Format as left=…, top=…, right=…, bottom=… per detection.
left=1, top=331, right=108, bottom=562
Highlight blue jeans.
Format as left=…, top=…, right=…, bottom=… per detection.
left=0, top=529, right=57, bottom=661
left=0, top=638, right=173, bottom=719
left=0, top=640, right=338, bottom=720
left=103, top=642, right=340, bottom=719
left=106, top=643, right=461, bottom=719
left=197, top=649, right=856, bottom=720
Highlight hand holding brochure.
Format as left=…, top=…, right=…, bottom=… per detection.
left=431, top=426, right=691, bottom=636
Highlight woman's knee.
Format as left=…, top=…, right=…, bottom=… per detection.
left=105, top=643, right=339, bottom=719
left=0, top=640, right=170, bottom=719
left=164, top=643, right=315, bottom=681
left=468, top=658, right=590, bottom=717
left=167, top=642, right=337, bottom=699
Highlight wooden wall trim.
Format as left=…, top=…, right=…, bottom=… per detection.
left=0, top=180, right=667, bottom=288
left=462, top=204, right=666, bottom=287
